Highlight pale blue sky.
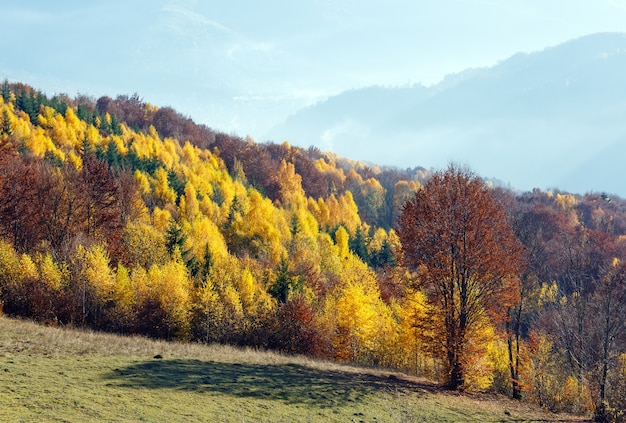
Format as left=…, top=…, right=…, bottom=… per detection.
left=2, top=1, right=626, bottom=137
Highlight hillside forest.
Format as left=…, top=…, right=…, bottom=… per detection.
left=0, top=81, right=625, bottom=419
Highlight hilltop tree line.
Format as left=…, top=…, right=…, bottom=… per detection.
left=0, top=81, right=625, bottom=420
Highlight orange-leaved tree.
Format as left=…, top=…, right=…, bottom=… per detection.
left=398, top=164, right=522, bottom=390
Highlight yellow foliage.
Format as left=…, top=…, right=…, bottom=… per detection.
left=36, top=105, right=54, bottom=129
left=397, top=289, right=431, bottom=373
left=113, top=264, right=134, bottom=311
left=80, top=244, right=115, bottom=301
left=152, top=167, right=177, bottom=205
left=109, top=135, right=128, bottom=155
left=68, top=149, right=83, bottom=170
left=134, top=170, right=151, bottom=195
left=181, top=182, right=200, bottom=220
left=462, top=320, right=499, bottom=390
left=308, top=197, right=331, bottom=229
left=145, top=256, right=192, bottom=339
left=237, top=268, right=256, bottom=311
left=335, top=226, right=350, bottom=261
left=85, top=125, right=101, bottom=147
left=40, top=106, right=83, bottom=149
left=233, top=189, right=289, bottom=264
left=310, top=192, right=360, bottom=234
left=368, top=228, right=388, bottom=255
left=288, top=228, right=322, bottom=283
left=129, top=132, right=152, bottom=160
left=539, top=281, right=558, bottom=306
left=277, top=160, right=306, bottom=209
left=387, top=229, right=401, bottom=255
left=19, top=254, right=39, bottom=281
left=130, top=266, right=149, bottom=299
left=323, top=259, right=396, bottom=364
left=317, top=233, right=342, bottom=280
left=332, top=282, right=378, bottom=361
left=64, top=107, right=83, bottom=135
left=197, top=276, right=219, bottom=308
left=222, top=285, right=244, bottom=319
left=181, top=142, right=200, bottom=166
left=297, top=208, right=320, bottom=239
left=11, top=110, right=30, bottom=140
left=159, top=137, right=178, bottom=169
left=122, top=221, right=168, bottom=269
left=392, top=180, right=420, bottom=223
left=152, top=207, right=173, bottom=232
left=0, top=240, right=22, bottom=287
left=188, top=215, right=228, bottom=262
left=37, top=252, right=68, bottom=291
left=337, top=191, right=361, bottom=234
left=25, top=126, right=63, bottom=160
left=314, top=157, right=346, bottom=186
left=555, top=193, right=578, bottom=211
left=561, top=376, right=593, bottom=413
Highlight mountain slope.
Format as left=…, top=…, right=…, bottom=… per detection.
left=266, top=32, right=626, bottom=196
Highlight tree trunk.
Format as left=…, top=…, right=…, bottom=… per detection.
left=449, top=359, right=464, bottom=390
left=507, top=304, right=523, bottom=400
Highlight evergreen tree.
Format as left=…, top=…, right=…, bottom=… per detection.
left=349, top=226, right=370, bottom=265
left=165, top=220, right=196, bottom=273
left=16, top=89, right=35, bottom=122
left=110, top=114, right=122, bottom=135
left=371, top=239, right=396, bottom=268
left=197, top=244, right=213, bottom=283
left=46, top=95, right=67, bottom=115
left=77, top=104, right=94, bottom=125
left=0, top=110, right=13, bottom=136
left=167, top=170, right=186, bottom=203
left=226, top=195, right=242, bottom=228
left=1, top=79, right=10, bottom=103
left=269, top=257, right=302, bottom=303
left=106, top=141, right=122, bottom=169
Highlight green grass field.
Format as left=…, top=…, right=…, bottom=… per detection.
left=0, top=316, right=586, bottom=422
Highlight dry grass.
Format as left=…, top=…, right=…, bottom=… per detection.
left=0, top=316, right=589, bottom=422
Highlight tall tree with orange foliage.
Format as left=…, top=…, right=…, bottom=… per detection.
left=398, top=164, right=522, bottom=390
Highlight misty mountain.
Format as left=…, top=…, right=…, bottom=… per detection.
left=265, top=32, right=626, bottom=196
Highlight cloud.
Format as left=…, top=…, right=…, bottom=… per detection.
left=320, top=118, right=370, bottom=152
left=161, top=4, right=232, bottom=33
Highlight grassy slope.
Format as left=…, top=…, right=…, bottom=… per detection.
left=0, top=316, right=586, bottom=423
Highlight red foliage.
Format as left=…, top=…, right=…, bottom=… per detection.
left=398, top=164, right=523, bottom=389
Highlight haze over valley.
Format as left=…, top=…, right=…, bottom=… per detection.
left=267, top=33, right=626, bottom=196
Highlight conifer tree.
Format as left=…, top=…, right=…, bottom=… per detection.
left=0, top=79, right=10, bottom=103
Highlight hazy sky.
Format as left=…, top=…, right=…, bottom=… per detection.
left=3, top=1, right=626, bottom=144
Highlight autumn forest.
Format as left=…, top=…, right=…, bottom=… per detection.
left=0, top=81, right=625, bottom=419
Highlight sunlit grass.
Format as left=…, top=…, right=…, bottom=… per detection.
left=0, top=316, right=585, bottom=422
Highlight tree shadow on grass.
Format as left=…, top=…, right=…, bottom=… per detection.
left=104, top=359, right=436, bottom=408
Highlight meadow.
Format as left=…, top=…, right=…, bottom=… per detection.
left=0, top=316, right=586, bottom=422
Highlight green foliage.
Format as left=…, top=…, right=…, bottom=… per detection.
left=15, top=88, right=39, bottom=122
left=268, top=257, right=303, bottom=303
left=0, top=110, right=12, bottom=136
left=371, top=239, right=396, bottom=268
left=167, top=169, right=186, bottom=202
left=0, top=79, right=10, bottom=103
left=165, top=220, right=195, bottom=273
left=348, top=226, right=370, bottom=265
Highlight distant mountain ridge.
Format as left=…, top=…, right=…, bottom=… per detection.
left=266, top=32, right=626, bottom=196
